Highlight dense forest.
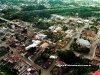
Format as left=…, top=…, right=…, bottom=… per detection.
left=1, top=6, right=100, bottom=22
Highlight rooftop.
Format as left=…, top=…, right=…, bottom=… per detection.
left=41, top=42, right=49, bottom=48
left=93, top=71, right=100, bottom=75
left=76, top=38, right=91, bottom=46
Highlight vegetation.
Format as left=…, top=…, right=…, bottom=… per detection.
left=51, top=65, right=98, bottom=75
left=0, top=62, right=15, bottom=75
left=53, top=50, right=99, bottom=75
left=58, top=50, right=91, bottom=65
left=35, top=48, right=52, bottom=67
left=2, top=6, right=100, bottom=23
left=0, top=47, right=8, bottom=57
left=22, top=5, right=46, bottom=11
left=70, top=42, right=90, bottom=54
left=46, top=31, right=54, bottom=38
left=90, top=23, right=98, bottom=34
left=0, top=51, right=8, bottom=57
left=34, top=21, right=53, bottom=29
left=58, top=50, right=76, bottom=64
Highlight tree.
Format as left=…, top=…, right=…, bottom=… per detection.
left=38, top=69, right=41, bottom=75
left=80, top=47, right=90, bottom=54
left=6, top=47, right=10, bottom=52
left=41, top=53, right=50, bottom=60
left=58, top=50, right=76, bottom=64
left=63, top=26, right=68, bottom=31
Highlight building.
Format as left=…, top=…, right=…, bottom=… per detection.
left=95, top=43, right=100, bottom=57
left=34, top=33, right=47, bottom=40
left=27, top=25, right=34, bottom=37
left=7, top=54, right=20, bottom=63
left=76, top=37, right=91, bottom=48
left=93, top=71, right=100, bottom=75
left=82, top=30, right=96, bottom=41
left=41, top=42, right=49, bottom=49
left=65, top=29, right=76, bottom=38
left=56, top=61, right=66, bottom=67
left=25, top=40, right=41, bottom=50
left=57, top=40, right=67, bottom=47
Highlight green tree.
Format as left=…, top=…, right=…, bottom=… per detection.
left=58, top=50, right=76, bottom=64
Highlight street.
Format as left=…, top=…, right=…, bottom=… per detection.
left=1, top=17, right=100, bottom=75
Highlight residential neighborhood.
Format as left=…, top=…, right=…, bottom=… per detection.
left=0, top=0, right=100, bottom=75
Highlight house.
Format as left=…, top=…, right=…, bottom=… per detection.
left=82, top=30, right=96, bottom=41
left=49, top=26, right=62, bottom=33
left=49, top=55, right=58, bottom=59
left=49, top=26, right=55, bottom=31
left=95, top=44, right=100, bottom=57
left=41, top=42, right=49, bottom=49
left=65, top=29, right=76, bottom=38
left=43, top=59, right=53, bottom=69
left=56, top=61, right=66, bottom=67
left=83, top=20, right=89, bottom=23
left=8, top=54, right=20, bottom=63
left=34, top=33, right=47, bottom=40
left=93, top=71, right=100, bottom=75
left=57, top=40, right=67, bottom=47
left=55, top=27, right=62, bottom=31
left=26, top=67, right=36, bottom=74
left=12, top=56, right=19, bottom=62
left=92, top=59, right=100, bottom=65
left=17, top=46, right=26, bottom=53
left=21, top=67, right=36, bottom=75
left=14, top=60, right=25, bottom=72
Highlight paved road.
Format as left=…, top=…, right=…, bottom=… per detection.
left=1, top=17, right=100, bottom=75
left=5, top=40, right=59, bottom=75
left=0, top=17, right=55, bottom=75
left=91, top=28, right=100, bottom=58
left=10, top=48, right=52, bottom=75
left=62, top=24, right=89, bottom=50
left=62, top=24, right=100, bottom=61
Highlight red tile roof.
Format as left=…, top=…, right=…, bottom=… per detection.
left=17, top=46, right=25, bottom=52
left=41, top=42, right=49, bottom=48
left=30, top=70, right=36, bottom=74
left=92, top=59, right=100, bottom=63
left=12, top=56, right=19, bottom=62
left=58, top=61, right=65, bottom=65
left=93, top=71, right=100, bottom=75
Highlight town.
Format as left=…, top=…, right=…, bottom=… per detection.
left=0, top=0, right=100, bottom=75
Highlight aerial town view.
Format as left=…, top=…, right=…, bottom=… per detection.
left=1, top=0, right=100, bottom=75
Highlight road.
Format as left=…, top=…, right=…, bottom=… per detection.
left=1, top=39, right=54, bottom=75
left=62, top=24, right=89, bottom=50
left=0, top=17, right=56, bottom=75
left=1, top=17, right=100, bottom=75
left=62, top=24, right=100, bottom=61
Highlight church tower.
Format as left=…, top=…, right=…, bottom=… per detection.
left=27, top=24, right=34, bottom=38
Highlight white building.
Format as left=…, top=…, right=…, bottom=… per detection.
left=65, top=29, right=76, bottom=37
left=76, top=37, right=91, bottom=48
left=25, top=40, right=41, bottom=50
left=35, top=33, right=47, bottom=40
